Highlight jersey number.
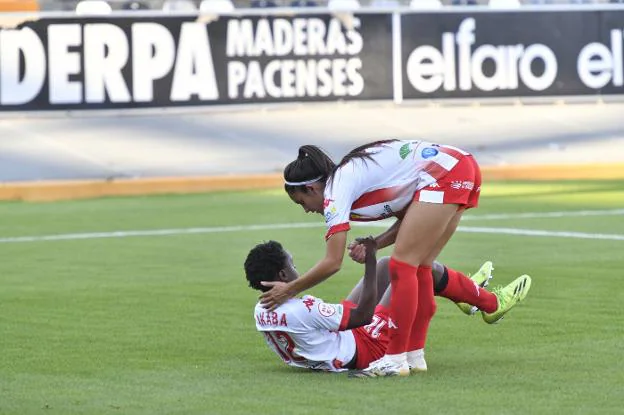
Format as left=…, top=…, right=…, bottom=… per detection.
left=363, top=315, right=386, bottom=338
left=264, top=331, right=305, bottom=363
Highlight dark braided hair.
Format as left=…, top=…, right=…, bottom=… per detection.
left=244, top=241, right=288, bottom=292
left=283, top=145, right=336, bottom=194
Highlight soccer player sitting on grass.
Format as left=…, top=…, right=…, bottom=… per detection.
left=244, top=238, right=531, bottom=374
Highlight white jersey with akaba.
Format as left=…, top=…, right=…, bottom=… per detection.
left=323, top=139, right=469, bottom=240
left=254, top=295, right=355, bottom=372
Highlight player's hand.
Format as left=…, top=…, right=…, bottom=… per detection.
left=259, top=281, right=293, bottom=311
left=348, top=236, right=377, bottom=264
left=348, top=240, right=367, bottom=264
left=358, top=236, right=378, bottom=260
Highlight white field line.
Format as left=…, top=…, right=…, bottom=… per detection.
left=0, top=209, right=623, bottom=244
left=0, top=223, right=321, bottom=243
left=461, top=227, right=624, bottom=241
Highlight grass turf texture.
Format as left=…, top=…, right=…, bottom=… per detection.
left=1, top=180, right=623, bottom=415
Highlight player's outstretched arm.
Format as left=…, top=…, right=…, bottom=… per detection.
left=345, top=237, right=378, bottom=330
left=260, top=231, right=347, bottom=311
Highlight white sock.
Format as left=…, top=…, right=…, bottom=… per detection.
left=406, top=349, right=427, bottom=369
left=386, top=352, right=407, bottom=365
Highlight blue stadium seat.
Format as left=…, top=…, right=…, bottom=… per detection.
left=370, top=0, right=400, bottom=7
left=123, top=1, right=150, bottom=9
left=290, top=0, right=318, bottom=5
left=251, top=0, right=278, bottom=7
left=409, top=0, right=441, bottom=8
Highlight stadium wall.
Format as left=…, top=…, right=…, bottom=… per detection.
left=1, top=6, right=623, bottom=200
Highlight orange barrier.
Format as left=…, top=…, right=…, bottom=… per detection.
left=481, top=163, right=624, bottom=181
left=0, top=174, right=284, bottom=202
left=0, top=0, right=39, bottom=11
left=1, top=164, right=623, bottom=202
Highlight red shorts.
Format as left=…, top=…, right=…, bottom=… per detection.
left=343, top=301, right=390, bottom=369
left=414, top=152, right=482, bottom=210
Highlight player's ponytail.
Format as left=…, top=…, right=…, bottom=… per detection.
left=337, top=139, right=397, bottom=169
left=284, top=145, right=335, bottom=193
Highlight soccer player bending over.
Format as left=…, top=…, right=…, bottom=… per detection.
left=244, top=238, right=531, bottom=374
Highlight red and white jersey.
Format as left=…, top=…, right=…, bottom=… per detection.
left=323, top=139, right=470, bottom=240
left=254, top=295, right=356, bottom=372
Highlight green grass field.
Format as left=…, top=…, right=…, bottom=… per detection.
left=1, top=180, right=623, bottom=415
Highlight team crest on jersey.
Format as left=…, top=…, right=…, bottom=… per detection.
left=421, top=147, right=439, bottom=159
left=318, top=303, right=337, bottom=317
left=399, top=143, right=412, bottom=159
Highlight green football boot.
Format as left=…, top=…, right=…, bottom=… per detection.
left=482, top=275, right=532, bottom=324
left=456, top=261, right=494, bottom=315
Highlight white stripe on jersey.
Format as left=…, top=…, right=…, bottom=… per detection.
left=350, top=188, right=416, bottom=221
left=442, top=144, right=471, bottom=155
left=432, top=151, right=459, bottom=171
left=418, top=171, right=437, bottom=187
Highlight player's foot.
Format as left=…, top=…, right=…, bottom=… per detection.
left=456, top=261, right=494, bottom=315
left=407, top=349, right=427, bottom=373
left=481, top=274, right=532, bottom=324
left=349, top=356, right=410, bottom=378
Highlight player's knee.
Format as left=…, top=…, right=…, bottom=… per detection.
left=421, top=297, right=437, bottom=319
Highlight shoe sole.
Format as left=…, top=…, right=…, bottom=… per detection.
left=349, top=370, right=410, bottom=378
left=516, top=274, right=532, bottom=301
left=409, top=367, right=427, bottom=374
left=348, top=371, right=373, bottom=378
left=479, top=263, right=494, bottom=286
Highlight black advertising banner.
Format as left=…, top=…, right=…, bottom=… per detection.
left=0, top=15, right=215, bottom=110
left=3, top=10, right=624, bottom=110
left=401, top=10, right=624, bottom=99
left=0, top=15, right=208, bottom=110
left=0, top=13, right=393, bottom=110
left=589, top=11, right=624, bottom=92
left=211, top=14, right=394, bottom=103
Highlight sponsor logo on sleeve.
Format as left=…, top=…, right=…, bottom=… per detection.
left=451, top=180, right=474, bottom=190
left=324, top=203, right=338, bottom=223
left=421, top=148, right=439, bottom=159
left=399, top=143, right=412, bottom=159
